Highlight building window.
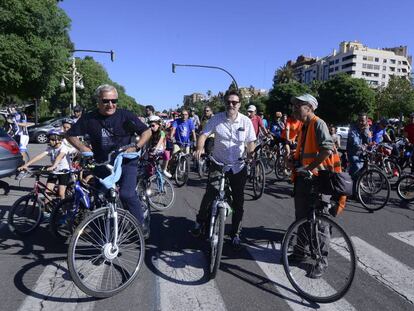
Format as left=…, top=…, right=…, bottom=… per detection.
left=335, top=59, right=339, bottom=64
left=390, top=67, right=395, bottom=72
left=335, top=66, right=339, bottom=71
left=398, top=61, right=401, bottom=65
left=383, top=59, right=387, bottom=63
left=375, top=57, right=379, bottom=62
left=373, top=65, right=380, bottom=70
left=342, top=63, right=355, bottom=69
left=382, top=74, right=386, bottom=78
left=383, top=66, right=386, bottom=70
left=329, top=68, right=334, bottom=73
left=329, top=61, right=334, bottom=65
left=397, top=69, right=401, bottom=72
left=390, top=59, right=396, bottom=64
left=342, top=55, right=356, bottom=61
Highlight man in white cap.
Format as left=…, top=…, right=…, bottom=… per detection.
left=247, top=105, right=268, bottom=138
left=288, top=93, right=335, bottom=279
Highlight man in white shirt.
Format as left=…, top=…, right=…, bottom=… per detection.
left=193, top=89, right=256, bottom=249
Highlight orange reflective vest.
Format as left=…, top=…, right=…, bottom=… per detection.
left=294, top=115, right=346, bottom=214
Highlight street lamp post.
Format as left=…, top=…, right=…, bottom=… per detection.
left=171, top=63, right=238, bottom=90
left=60, top=49, right=115, bottom=115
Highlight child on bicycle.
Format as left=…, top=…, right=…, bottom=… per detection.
left=18, top=129, right=71, bottom=200
left=146, top=115, right=171, bottom=177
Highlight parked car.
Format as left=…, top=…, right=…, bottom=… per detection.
left=0, top=128, right=23, bottom=178
left=28, top=118, right=66, bottom=143
left=336, top=126, right=350, bottom=140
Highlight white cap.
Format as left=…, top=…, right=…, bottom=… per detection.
left=247, top=105, right=256, bottom=112
left=291, top=94, right=318, bottom=110
left=148, top=115, right=161, bottom=123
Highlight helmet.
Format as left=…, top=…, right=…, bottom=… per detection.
left=62, top=118, right=74, bottom=125
left=47, top=129, right=64, bottom=141
left=148, top=115, right=162, bottom=123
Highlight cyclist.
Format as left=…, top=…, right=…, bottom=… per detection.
left=66, top=84, right=152, bottom=235
left=189, top=107, right=201, bottom=131
left=193, top=89, right=256, bottom=249
left=270, top=111, right=285, bottom=148
left=72, top=105, right=83, bottom=123
left=146, top=115, right=171, bottom=177
left=18, top=130, right=71, bottom=200
left=247, top=105, right=268, bottom=138
left=290, top=93, right=336, bottom=278
left=170, top=109, right=197, bottom=155
left=144, top=105, right=156, bottom=125
left=200, top=106, right=214, bottom=155
left=346, top=112, right=372, bottom=193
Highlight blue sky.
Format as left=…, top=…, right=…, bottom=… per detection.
left=59, top=0, right=414, bottom=112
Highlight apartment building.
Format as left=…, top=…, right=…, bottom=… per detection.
left=296, top=41, right=412, bottom=87
left=183, top=92, right=206, bottom=106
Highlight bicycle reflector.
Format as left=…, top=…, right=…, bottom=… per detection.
left=0, top=141, right=20, bottom=154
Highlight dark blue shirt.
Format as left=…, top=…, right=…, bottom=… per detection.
left=67, top=109, right=148, bottom=162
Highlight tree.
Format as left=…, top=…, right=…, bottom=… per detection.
left=267, top=82, right=312, bottom=119
left=317, top=74, right=376, bottom=124
left=273, top=63, right=296, bottom=86
left=0, top=0, right=72, bottom=102
left=375, top=76, right=414, bottom=119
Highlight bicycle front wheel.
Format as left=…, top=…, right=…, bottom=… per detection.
left=67, top=207, right=145, bottom=298
left=209, top=207, right=225, bottom=279
left=8, top=194, right=43, bottom=235
left=252, top=160, right=265, bottom=199
left=357, top=169, right=390, bottom=211
left=147, top=174, right=175, bottom=211
left=282, top=215, right=356, bottom=303
left=274, top=156, right=290, bottom=181
left=396, top=174, right=414, bottom=201
left=174, top=155, right=190, bottom=187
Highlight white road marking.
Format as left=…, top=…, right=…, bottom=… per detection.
left=154, top=249, right=226, bottom=311
left=389, top=230, right=414, bottom=248
left=246, top=242, right=356, bottom=310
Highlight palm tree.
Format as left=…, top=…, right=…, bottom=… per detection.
left=274, top=64, right=296, bottom=85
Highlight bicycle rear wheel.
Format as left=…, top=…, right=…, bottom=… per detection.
left=67, top=207, right=145, bottom=298
left=174, top=155, right=189, bottom=187
left=209, top=207, right=225, bottom=279
left=8, top=194, right=43, bottom=235
left=357, top=168, right=390, bottom=211
left=396, top=174, right=414, bottom=201
left=282, top=215, right=356, bottom=303
left=147, top=174, right=175, bottom=211
left=274, top=156, right=289, bottom=181
left=252, top=160, right=265, bottom=199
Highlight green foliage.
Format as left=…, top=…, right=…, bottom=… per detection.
left=317, top=73, right=376, bottom=124
left=267, top=82, right=312, bottom=119
left=0, top=0, right=72, bottom=101
left=375, top=76, right=414, bottom=119
left=273, top=64, right=296, bottom=86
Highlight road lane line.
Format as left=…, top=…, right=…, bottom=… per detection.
left=17, top=260, right=97, bottom=311
left=332, top=236, right=414, bottom=305
left=388, top=231, right=414, bottom=248
left=246, top=242, right=356, bottom=310
left=154, top=249, right=226, bottom=311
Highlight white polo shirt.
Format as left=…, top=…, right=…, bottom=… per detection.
left=202, top=111, right=256, bottom=173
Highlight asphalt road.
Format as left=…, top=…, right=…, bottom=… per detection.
left=0, top=143, right=413, bottom=311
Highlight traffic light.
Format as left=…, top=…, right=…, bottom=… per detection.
left=110, top=50, right=115, bottom=62
left=172, top=63, right=176, bottom=73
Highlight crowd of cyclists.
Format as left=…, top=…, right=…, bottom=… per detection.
left=4, top=83, right=414, bottom=299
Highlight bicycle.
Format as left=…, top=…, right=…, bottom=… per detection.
left=67, top=145, right=145, bottom=298
left=136, top=153, right=175, bottom=211
left=281, top=173, right=356, bottom=303
left=8, top=168, right=64, bottom=235
left=248, top=144, right=266, bottom=199
left=205, top=156, right=236, bottom=279
left=274, top=143, right=293, bottom=182
left=169, top=142, right=191, bottom=187
left=396, top=173, right=414, bottom=201
left=356, top=146, right=391, bottom=212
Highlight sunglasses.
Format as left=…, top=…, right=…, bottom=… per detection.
left=101, top=98, right=118, bottom=104
left=150, top=123, right=159, bottom=128
left=226, top=100, right=239, bottom=105
left=182, top=113, right=189, bottom=116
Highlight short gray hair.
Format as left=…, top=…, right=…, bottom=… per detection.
left=95, top=84, right=118, bottom=99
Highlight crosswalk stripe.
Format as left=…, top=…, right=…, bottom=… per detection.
left=333, top=236, right=414, bottom=305
left=246, top=242, right=356, bottom=310
left=17, top=260, right=96, bottom=311
left=154, top=249, right=226, bottom=311
left=388, top=231, right=414, bottom=248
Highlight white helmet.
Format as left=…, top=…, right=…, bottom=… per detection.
left=148, top=115, right=162, bottom=123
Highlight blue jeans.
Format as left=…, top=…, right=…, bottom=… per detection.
left=94, top=158, right=144, bottom=225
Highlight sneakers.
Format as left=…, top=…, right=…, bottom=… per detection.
left=163, top=170, right=172, bottom=178
left=190, top=222, right=202, bottom=237
left=308, top=262, right=327, bottom=279
left=231, top=235, right=242, bottom=250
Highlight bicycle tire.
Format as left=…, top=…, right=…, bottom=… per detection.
left=396, top=174, right=414, bottom=201
left=252, top=160, right=265, bottom=199
left=147, top=174, right=175, bottom=211
left=274, top=156, right=289, bottom=181
left=67, top=207, right=145, bottom=298
left=50, top=197, right=91, bottom=241
left=174, top=155, right=190, bottom=187
left=209, top=207, right=225, bottom=279
left=8, top=193, right=43, bottom=235
left=382, top=158, right=401, bottom=183
left=357, top=168, right=390, bottom=211
left=282, top=215, right=356, bottom=303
